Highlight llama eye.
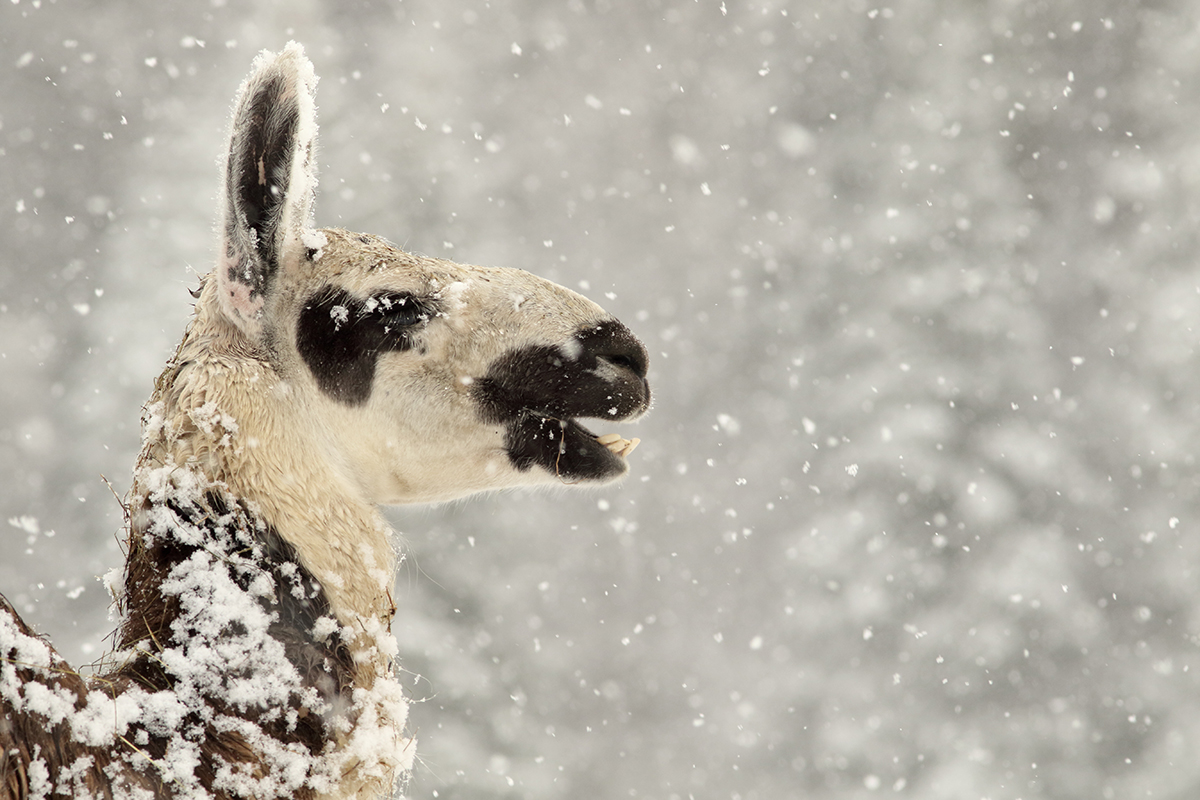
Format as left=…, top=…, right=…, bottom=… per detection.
left=383, top=307, right=425, bottom=327
left=372, top=293, right=428, bottom=328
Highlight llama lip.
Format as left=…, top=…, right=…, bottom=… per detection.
left=503, top=412, right=641, bottom=482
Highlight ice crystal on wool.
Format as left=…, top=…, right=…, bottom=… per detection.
left=2, top=461, right=414, bottom=798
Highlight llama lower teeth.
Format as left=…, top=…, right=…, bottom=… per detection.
left=597, top=433, right=640, bottom=457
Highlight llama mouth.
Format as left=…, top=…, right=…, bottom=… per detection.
left=504, top=412, right=642, bottom=483
left=473, top=320, right=650, bottom=483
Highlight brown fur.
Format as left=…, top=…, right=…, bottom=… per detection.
left=2, top=470, right=363, bottom=800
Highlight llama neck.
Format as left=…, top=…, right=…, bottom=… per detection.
left=130, top=299, right=400, bottom=669
left=111, top=323, right=412, bottom=796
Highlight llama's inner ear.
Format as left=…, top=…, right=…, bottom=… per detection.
left=217, top=42, right=318, bottom=338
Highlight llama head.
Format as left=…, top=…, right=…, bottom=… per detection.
left=199, top=43, right=649, bottom=506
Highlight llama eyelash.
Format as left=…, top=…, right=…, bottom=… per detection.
left=1, top=41, right=649, bottom=800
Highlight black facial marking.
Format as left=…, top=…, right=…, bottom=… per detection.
left=473, top=319, right=650, bottom=482
left=297, top=287, right=432, bottom=405
left=475, top=320, right=649, bottom=424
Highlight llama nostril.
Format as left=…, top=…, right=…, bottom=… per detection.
left=600, top=352, right=641, bottom=376
left=574, top=320, right=649, bottom=380
left=594, top=339, right=648, bottom=380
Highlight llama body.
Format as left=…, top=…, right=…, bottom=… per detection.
left=0, top=44, right=648, bottom=800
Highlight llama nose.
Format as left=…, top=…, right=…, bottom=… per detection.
left=576, top=320, right=650, bottom=416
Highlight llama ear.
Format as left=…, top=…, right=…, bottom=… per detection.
left=217, top=42, right=318, bottom=338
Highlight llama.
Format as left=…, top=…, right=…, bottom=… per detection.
left=0, top=43, right=648, bottom=800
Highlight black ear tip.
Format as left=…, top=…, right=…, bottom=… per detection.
left=237, top=44, right=317, bottom=133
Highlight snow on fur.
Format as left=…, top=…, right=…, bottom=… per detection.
left=3, top=461, right=413, bottom=799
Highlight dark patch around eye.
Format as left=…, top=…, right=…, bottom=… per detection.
left=297, top=287, right=431, bottom=405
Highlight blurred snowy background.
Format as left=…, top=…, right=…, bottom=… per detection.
left=3, top=0, right=1200, bottom=798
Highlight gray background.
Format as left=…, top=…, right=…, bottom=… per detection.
left=3, top=1, right=1199, bottom=798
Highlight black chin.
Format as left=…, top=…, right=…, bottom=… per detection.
left=505, top=414, right=627, bottom=483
